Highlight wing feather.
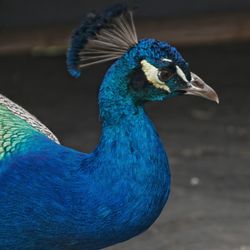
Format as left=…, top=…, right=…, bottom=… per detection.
left=0, top=94, right=59, bottom=160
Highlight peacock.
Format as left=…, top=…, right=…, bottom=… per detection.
left=0, top=4, right=219, bottom=250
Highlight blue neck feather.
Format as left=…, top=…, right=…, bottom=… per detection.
left=98, top=50, right=138, bottom=125
left=83, top=49, right=171, bottom=247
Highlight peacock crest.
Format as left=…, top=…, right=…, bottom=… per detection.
left=67, top=4, right=138, bottom=78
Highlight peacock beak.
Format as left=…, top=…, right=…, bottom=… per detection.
left=184, top=72, right=219, bottom=103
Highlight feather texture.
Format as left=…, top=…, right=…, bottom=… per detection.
left=0, top=94, right=59, bottom=144
left=67, top=4, right=138, bottom=78
left=0, top=3, right=203, bottom=249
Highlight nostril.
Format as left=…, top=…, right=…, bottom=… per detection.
left=192, top=80, right=204, bottom=89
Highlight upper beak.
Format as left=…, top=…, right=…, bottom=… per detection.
left=183, top=72, right=219, bottom=104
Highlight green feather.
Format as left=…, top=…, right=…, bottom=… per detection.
left=0, top=104, right=37, bottom=160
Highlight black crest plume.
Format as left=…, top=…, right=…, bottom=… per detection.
left=67, top=4, right=138, bottom=78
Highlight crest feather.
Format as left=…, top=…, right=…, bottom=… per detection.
left=67, top=4, right=138, bottom=78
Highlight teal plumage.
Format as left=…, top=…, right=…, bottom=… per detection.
left=0, top=4, right=218, bottom=250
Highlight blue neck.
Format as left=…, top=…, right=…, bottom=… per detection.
left=98, top=53, right=144, bottom=150
left=96, top=54, right=165, bottom=164
left=91, top=56, right=170, bottom=244
left=98, top=51, right=139, bottom=125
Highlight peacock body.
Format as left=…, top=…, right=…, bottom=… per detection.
left=0, top=4, right=218, bottom=250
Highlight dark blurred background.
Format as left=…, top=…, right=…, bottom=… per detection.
left=1, top=1, right=250, bottom=250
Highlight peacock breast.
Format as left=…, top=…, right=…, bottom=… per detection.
left=79, top=144, right=171, bottom=245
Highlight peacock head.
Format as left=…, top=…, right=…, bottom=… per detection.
left=67, top=4, right=219, bottom=105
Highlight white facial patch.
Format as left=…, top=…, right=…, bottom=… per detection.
left=176, top=65, right=189, bottom=83
left=140, top=60, right=171, bottom=92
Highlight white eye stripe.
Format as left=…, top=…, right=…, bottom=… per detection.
left=175, top=65, right=189, bottom=83
left=162, top=58, right=173, bottom=63
left=163, top=58, right=189, bottom=83
left=140, top=60, right=171, bottom=93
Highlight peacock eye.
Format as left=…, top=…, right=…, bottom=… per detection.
left=157, top=69, right=173, bottom=82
